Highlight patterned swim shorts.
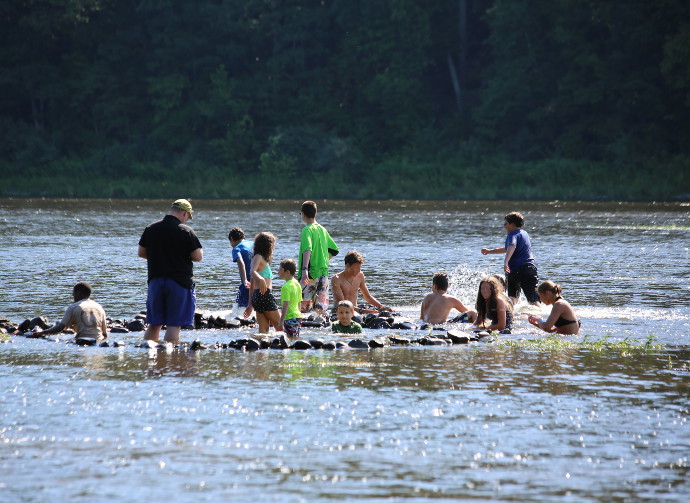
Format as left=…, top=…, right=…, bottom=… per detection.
left=283, top=317, right=302, bottom=338
left=302, top=275, right=329, bottom=312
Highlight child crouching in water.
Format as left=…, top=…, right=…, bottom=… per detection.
left=473, top=276, right=513, bottom=332
left=278, top=259, right=303, bottom=338
left=528, top=281, right=580, bottom=335
left=331, top=300, right=363, bottom=334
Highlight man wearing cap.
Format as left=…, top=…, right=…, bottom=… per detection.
left=138, top=199, right=203, bottom=343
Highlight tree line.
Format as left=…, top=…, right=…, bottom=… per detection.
left=2, top=0, right=689, bottom=200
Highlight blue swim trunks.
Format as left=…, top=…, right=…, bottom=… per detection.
left=236, top=282, right=250, bottom=308
left=146, top=277, right=196, bottom=326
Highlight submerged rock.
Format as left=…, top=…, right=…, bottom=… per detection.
left=368, top=337, right=389, bottom=348
left=419, top=336, right=448, bottom=346
left=126, top=319, right=145, bottom=332
left=225, top=317, right=242, bottom=329
left=387, top=335, right=411, bottom=345
left=322, top=341, right=336, bottom=350
left=75, top=337, right=98, bottom=346
left=348, top=339, right=369, bottom=349
left=110, top=326, right=130, bottom=334
left=190, top=339, right=208, bottom=351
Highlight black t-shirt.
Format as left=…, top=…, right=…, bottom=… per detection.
left=138, top=215, right=202, bottom=289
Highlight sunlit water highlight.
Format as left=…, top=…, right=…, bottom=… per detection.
left=1, top=199, right=689, bottom=502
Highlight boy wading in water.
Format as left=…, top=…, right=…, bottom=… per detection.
left=420, top=272, right=475, bottom=325
left=331, top=300, right=363, bottom=334
left=481, top=211, right=541, bottom=306
left=331, top=250, right=391, bottom=313
left=297, top=200, right=339, bottom=315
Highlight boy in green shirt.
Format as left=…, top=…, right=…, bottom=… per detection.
left=331, top=300, right=363, bottom=334
left=298, top=200, right=339, bottom=314
left=278, top=259, right=303, bottom=338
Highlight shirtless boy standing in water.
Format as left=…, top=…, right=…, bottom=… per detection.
left=420, top=272, right=475, bottom=324
left=331, top=250, right=391, bottom=313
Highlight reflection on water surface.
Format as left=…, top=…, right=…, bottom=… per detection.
left=1, top=199, right=689, bottom=502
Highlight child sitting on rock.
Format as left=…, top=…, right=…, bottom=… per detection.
left=331, top=300, right=363, bottom=334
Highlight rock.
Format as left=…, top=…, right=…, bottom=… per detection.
left=190, top=339, right=208, bottom=350
left=363, top=313, right=377, bottom=325
left=271, top=334, right=291, bottom=349
left=387, top=335, right=411, bottom=345
left=126, top=319, right=146, bottom=331
left=17, top=319, right=31, bottom=332
left=366, top=318, right=391, bottom=330
left=352, top=315, right=364, bottom=324
left=134, top=314, right=147, bottom=321
left=244, top=338, right=261, bottom=351
left=335, top=342, right=347, bottom=349
left=225, top=317, right=242, bottom=329
left=137, top=340, right=157, bottom=349
left=292, top=339, right=312, bottom=350
left=181, top=324, right=194, bottom=330
left=110, top=326, right=130, bottom=334
left=29, top=316, right=50, bottom=330
left=99, top=341, right=109, bottom=347
left=76, top=337, right=98, bottom=346
left=392, top=322, right=415, bottom=330
left=113, top=341, right=126, bottom=347
left=446, top=329, right=471, bottom=344
left=419, top=336, right=448, bottom=346
left=322, top=341, right=336, bottom=350
left=368, top=337, right=388, bottom=348
left=348, top=339, right=369, bottom=349
left=239, top=317, right=255, bottom=327
left=24, top=331, right=45, bottom=338
left=475, top=331, right=492, bottom=338
left=498, top=329, right=512, bottom=335
left=309, top=339, right=324, bottom=349
left=301, top=320, right=323, bottom=328
left=234, top=338, right=261, bottom=351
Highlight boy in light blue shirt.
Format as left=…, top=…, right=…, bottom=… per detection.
left=228, top=227, right=253, bottom=315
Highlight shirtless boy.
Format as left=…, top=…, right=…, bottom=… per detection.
left=420, top=272, right=475, bottom=324
left=331, top=250, right=391, bottom=313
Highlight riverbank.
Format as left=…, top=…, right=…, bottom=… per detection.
left=3, top=155, right=689, bottom=201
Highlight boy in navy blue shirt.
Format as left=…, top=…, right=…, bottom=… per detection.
left=481, top=212, right=541, bottom=306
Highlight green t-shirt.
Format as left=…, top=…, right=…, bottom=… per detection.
left=298, top=222, right=339, bottom=280
left=280, top=278, right=303, bottom=321
left=331, top=321, right=363, bottom=334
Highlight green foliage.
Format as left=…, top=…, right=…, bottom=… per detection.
left=1, top=0, right=690, bottom=200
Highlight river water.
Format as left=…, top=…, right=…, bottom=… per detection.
left=1, top=199, right=689, bottom=502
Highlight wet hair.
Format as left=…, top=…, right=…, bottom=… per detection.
left=344, top=250, right=364, bottom=265
left=228, top=227, right=245, bottom=242
left=280, top=259, right=296, bottom=276
left=73, top=282, right=92, bottom=298
left=538, top=280, right=562, bottom=296
left=337, top=300, right=354, bottom=311
left=253, top=232, right=276, bottom=264
left=504, top=212, right=525, bottom=227
left=475, top=277, right=509, bottom=324
left=490, top=274, right=507, bottom=292
left=432, top=272, right=449, bottom=291
left=301, top=201, right=317, bottom=219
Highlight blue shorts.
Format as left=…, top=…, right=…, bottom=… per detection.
left=236, top=283, right=250, bottom=308
left=146, top=277, right=196, bottom=326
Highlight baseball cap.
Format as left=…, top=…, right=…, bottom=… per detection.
left=171, top=199, right=193, bottom=219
